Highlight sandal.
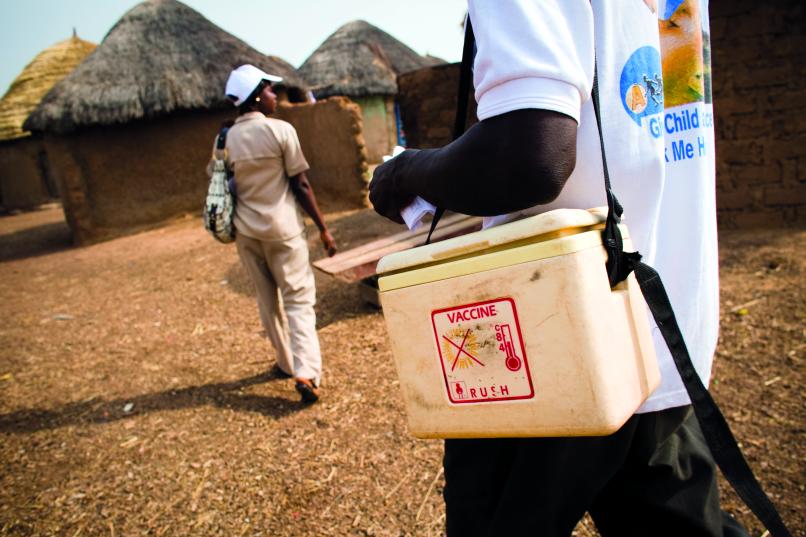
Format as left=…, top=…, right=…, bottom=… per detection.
left=295, top=379, right=320, bottom=403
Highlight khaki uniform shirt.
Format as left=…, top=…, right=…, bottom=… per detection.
left=223, top=112, right=310, bottom=241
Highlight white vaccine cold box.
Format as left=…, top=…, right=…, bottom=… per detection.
left=377, top=208, right=660, bottom=438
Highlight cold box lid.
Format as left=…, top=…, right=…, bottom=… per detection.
left=377, top=207, right=627, bottom=292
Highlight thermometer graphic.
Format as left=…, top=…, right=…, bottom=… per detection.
left=495, top=324, right=522, bottom=372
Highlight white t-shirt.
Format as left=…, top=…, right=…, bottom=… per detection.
left=468, top=0, right=718, bottom=413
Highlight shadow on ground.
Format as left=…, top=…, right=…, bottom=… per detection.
left=0, top=220, right=73, bottom=262
left=0, top=372, right=306, bottom=434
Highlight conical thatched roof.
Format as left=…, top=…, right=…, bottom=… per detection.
left=0, top=35, right=96, bottom=142
left=24, top=0, right=307, bottom=134
left=299, top=20, right=445, bottom=99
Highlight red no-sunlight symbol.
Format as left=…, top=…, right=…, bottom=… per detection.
left=443, top=329, right=485, bottom=371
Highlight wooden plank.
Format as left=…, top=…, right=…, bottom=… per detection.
left=313, top=213, right=483, bottom=283
left=315, top=212, right=474, bottom=273
left=321, top=215, right=481, bottom=274
left=313, top=212, right=474, bottom=275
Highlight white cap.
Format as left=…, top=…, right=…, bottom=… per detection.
left=225, top=64, right=283, bottom=106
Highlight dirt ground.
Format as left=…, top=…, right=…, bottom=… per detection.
left=0, top=205, right=802, bottom=536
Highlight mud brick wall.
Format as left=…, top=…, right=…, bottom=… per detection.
left=397, top=63, right=477, bottom=149
left=43, top=109, right=236, bottom=244
left=275, top=97, right=369, bottom=211
left=0, top=136, right=54, bottom=210
left=43, top=99, right=368, bottom=244
left=711, top=0, right=805, bottom=227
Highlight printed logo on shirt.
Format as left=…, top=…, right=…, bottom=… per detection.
left=657, top=0, right=715, bottom=164
left=659, top=0, right=711, bottom=107
left=619, top=46, right=664, bottom=127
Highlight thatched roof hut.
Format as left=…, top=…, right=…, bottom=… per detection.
left=299, top=20, right=442, bottom=162
left=22, top=0, right=366, bottom=244
left=298, top=20, right=443, bottom=99
left=25, top=0, right=308, bottom=135
left=0, top=34, right=95, bottom=210
left=0, top=34, right=96, bottom=142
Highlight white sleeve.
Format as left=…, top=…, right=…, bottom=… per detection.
left=468, top=0, right=594, bottom=123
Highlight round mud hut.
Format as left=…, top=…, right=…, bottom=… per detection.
left=23, top=0, right=309, bottom=244
left=299, top=20, right=443, bottom=163
left=0, top=33, right=95, bottom=212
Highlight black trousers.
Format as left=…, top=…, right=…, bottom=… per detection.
left=443, top=406, right=749, bottom=537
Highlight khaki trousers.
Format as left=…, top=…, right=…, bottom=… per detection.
left=236, top=232, right=322, bottom=385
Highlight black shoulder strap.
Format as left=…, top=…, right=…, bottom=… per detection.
left=590, top=66, right=635, bottom=287
left=453, top=17, right=476, bottom=142
left=424, top=17, right=475, bottom=246
left=631, top=261, right=791, bottom=536
left=216, top=126, right=229, bottom=150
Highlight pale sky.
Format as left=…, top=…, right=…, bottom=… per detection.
left=0, top=0, right=468, bottom=95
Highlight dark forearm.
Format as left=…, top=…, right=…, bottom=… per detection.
left=383, top=109, right=578, bottom=216
left=289, top=172, right=327, bottom=231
